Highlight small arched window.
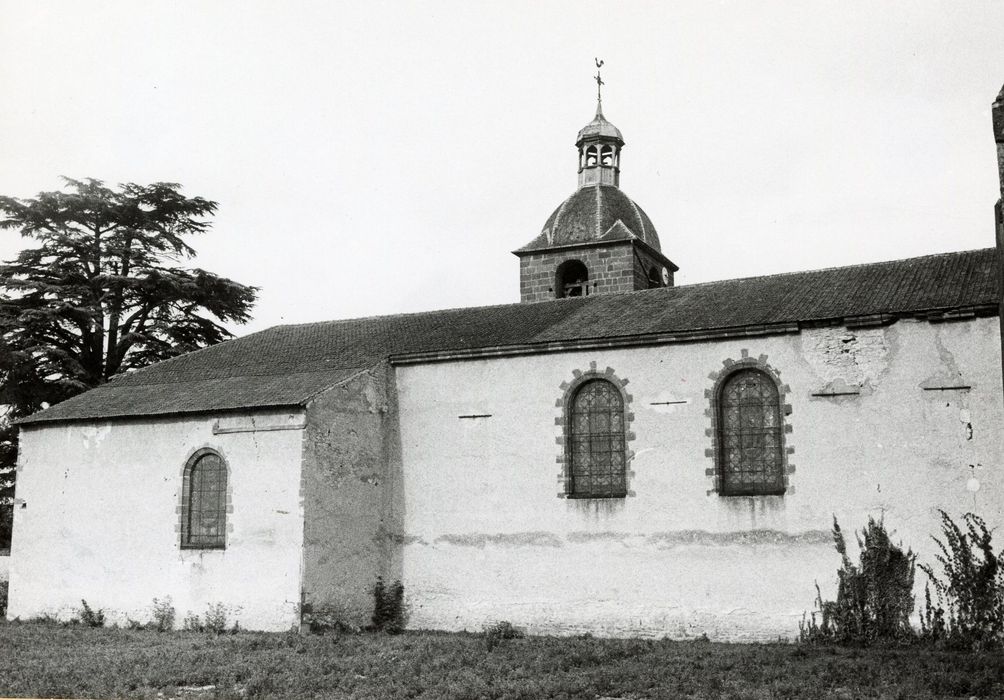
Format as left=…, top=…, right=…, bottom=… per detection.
left=568, top=379, right=627, bottom=498
left=717, top=369, right=784, bottom=496
left=181, top=450, right=228, bottom=549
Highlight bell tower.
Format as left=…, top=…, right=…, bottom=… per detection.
left=577, top=62, right=624, bottom=188
left=513, top=61, right=678, bottom=303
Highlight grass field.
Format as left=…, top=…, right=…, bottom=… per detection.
left=0, top=620, right=1002, bottom=699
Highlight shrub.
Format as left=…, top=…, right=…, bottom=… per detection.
left=182, top=612, right=203, bottom=632
left=301, top=603, right=359, bottom=634
left=78, top=600, right=106, bottom=628
left=183, top=603, right=232, bottom=634
left=800, top=516, right=915, bottom=645
left=919, top=510, right=1004, bottom=650
left=483, top=620, right=524, bottom=651
left=371, top=577, right=405, bottom=634
left=151, top=596, right=176, bottom=632
left=0, top=580, right=7, bottom=618
left=203, top=602, right=229, bottom=634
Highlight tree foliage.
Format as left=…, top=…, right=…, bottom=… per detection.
left=0, top=178, right=258, bottom=547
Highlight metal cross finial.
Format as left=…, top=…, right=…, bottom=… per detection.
left=594, top=58, right=605, bottom=102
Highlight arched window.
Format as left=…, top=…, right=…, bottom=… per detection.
left=568, top=379, right=627, bottom=498
left=585, top=145, right=599, bottom=167
left=181, top=450, right=228, bottom=549
left=717, top=369, right=784, bottom=496
left=555, top=259, right=589, bottom=298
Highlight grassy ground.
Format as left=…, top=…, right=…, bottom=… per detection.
left=0, top=621, right=1002, bottom=699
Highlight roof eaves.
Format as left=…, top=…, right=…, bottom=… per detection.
left=389, top=321, right=802, bottom=365
left=18, top=402, right=307, bottom=429
left=512, top=237, right=635, bottom=256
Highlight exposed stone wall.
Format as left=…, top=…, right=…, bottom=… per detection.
left=300, top=363, right=402, bottom=629
left=394, top=316, right=1004, bottom=641
left=631, top=244, right=674, bottom=290
left=519, top=242, right=671, bottom=303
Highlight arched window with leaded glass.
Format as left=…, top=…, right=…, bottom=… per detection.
left=568, top=379, right=627, bottom=498
left=181, top=450, right=228, bottom=549
left=717, top=369, right=785, bottom=496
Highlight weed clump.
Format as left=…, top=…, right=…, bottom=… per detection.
left=800, top=516, right=915, bottom=645
left=77, top=600, right=105, bottom=628
left=151, top=596, right=176, bottom=632
left=370, top=577, right=405, bottom=634
left=919, top=510, right=1004, bottom=650
left=483, top=620, right=524, bottom=651
left=0, top=580, right=7, bottom=618
left=301, top=603, right=359, bottom=634
left=183, top=603, right=235, bottom=634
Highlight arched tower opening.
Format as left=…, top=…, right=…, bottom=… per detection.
left=647, top=266, right=661, bottom=288
left=555, top=260, right=589, bottom=298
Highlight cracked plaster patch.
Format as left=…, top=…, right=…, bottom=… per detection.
left=801, top=327, right=891, bottom=394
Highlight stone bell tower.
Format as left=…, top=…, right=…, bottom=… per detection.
left=513, top=62, right=678, bottom=303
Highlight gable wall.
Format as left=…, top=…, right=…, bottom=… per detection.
left=7, top=410, right=305, bottom=631
left=394, top=316, right=1004, bottom=640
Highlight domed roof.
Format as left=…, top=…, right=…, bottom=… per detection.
left=517, top=184, right=661, bottom=253
left=575, top=105, right=623, bottom=145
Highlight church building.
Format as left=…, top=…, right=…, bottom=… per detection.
left=6, top=83, right=1004, bottom=640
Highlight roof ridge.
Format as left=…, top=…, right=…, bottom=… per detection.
left=625, top=192, right=647, bottom=242
left=600, top=219, right=638, bottom=241
left=672, top=247, right=997, bottom=291
left=594, top=184, right=603, bottom=238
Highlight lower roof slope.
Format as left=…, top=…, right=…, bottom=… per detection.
left=21, top=247, right=1000, bottom=425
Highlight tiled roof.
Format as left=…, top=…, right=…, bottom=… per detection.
left=20, top=247, right=1000, bottom=425
left=517, top=185, right=661, bottom=254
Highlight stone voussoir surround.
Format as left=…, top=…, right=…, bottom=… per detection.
left=175, top=445, right=235, bottom=548
left=553, top=361, right=636, bottom=498
left=703, top=350, right=795, bottom=497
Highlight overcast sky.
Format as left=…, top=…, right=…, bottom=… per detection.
left=1, top=1, right=1002, bottom=334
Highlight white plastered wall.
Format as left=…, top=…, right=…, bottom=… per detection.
left=7, top=409, right=305, bottom=631
left=395, top=316, right=1004, bottom=640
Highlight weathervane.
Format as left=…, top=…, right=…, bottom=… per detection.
left=594, top=58, right=605, bottom=103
